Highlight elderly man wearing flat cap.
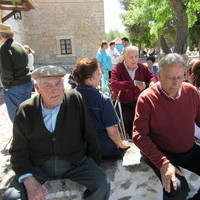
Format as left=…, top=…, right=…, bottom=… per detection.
left=2, top=65, right=110, bottom=200
left=0, top=23, right=33, bottom=122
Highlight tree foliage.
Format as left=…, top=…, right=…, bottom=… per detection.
left=10, top=0, right=21, bottom=4
left=105, top=29, right=128, bottom=42
left=119, top=0, right=200, bottom=54
left=189, top=12, right=200, bottom=54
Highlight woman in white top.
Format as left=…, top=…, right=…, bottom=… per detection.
left=24, top=45, right=35, bottom=72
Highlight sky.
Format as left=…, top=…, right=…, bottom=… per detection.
left=104, top=0, right=125, bottom=33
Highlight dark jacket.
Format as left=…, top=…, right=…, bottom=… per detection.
left=10, top=89, right=101, bottom=178
left=0, top=38, right=31, bottom=88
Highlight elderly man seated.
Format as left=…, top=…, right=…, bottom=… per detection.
left=2, top=65, right=110, bottom=200
left=133, top=53, right=200, bottom=200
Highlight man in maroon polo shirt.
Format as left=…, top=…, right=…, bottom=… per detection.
left=111, top=45, right=157, bottom=138
left=133, top=53, right=200, bottom=200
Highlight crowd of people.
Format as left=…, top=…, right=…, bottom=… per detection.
left=1, top=23, right=200, bottom=200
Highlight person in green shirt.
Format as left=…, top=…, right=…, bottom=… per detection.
left=0, top=23, right=33, bottom=122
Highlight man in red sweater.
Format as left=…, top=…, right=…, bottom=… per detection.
left=111, top=45, right=157, bottom=138
left=133, top=53, right=200, bottom=200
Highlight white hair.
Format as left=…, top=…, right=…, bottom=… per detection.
left=35, top=78, right=40, bottom=85
left=123, top=45, right=138, bottom=58
left=159, top=53, right=185, bottom=71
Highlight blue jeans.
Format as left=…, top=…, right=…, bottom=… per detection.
left=2, top=156, right=110, bottom=200
left=142, top=144, right=200, bottom=200
left=2, top=81, right=33, bottom=122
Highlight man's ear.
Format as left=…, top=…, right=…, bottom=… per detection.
left=34, top=83, right=39, bottom=93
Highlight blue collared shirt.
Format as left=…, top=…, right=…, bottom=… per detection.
left=41, top=102, right=61, bottom=133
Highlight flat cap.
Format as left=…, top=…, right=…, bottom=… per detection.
left=31, top=65, right=67, bottom=80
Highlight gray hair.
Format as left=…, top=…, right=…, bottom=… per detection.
left=159, top=53, right=185, bottom=71
left=0, top=32, right=13, bottom=39
left=187, top=58, right=199, bottom=69
left=123, top=45, right=138, bottom=58
left=35, top=78, right=41, bottom=85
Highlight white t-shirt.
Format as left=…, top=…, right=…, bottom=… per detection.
left=195, top=124, right=200, bottom=139
left=27, top=53, right=34, bottom=71
left=107, top=48, right=121, bottom=65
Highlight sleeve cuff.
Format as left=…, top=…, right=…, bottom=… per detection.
left=18, top=173, right=33, bottom=183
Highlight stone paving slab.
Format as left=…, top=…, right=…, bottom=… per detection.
left=0, top=89, right=13, bottom=191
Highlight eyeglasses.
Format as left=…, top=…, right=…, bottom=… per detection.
left=162, top=74, right=185, bottom=81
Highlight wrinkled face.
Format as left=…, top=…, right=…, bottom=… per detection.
left=35, top=77, right=64, bottom=109
left=124, top=50, right=139, bottom=70
left=87, top=67, right=102, bottom=88
left=158, top=63, right=185, bottom=98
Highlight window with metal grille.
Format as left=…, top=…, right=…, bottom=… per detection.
left=60, top=39, right=72, bottom=55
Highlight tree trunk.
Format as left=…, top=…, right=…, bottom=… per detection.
left=160, top=35, right=172, bottom=54
left=138, top=42, right=141, bottom=58
left=169, top=0, right=188, bottom=54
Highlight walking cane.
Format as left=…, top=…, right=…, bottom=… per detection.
left=114, top=90, right=128, bottom=141
left=1, top=136, right=12, bottom=154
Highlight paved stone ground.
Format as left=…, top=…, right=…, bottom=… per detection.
left=0, top=88, right=13, bottom=196
left=0, top=88, right=12, bottom=151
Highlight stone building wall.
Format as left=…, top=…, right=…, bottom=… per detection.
left=19, top=0, right=105, bottom=68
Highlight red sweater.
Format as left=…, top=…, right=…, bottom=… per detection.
left=133, top=82, right=200, bottom=168
left=111, top=62, right=157, bottom=104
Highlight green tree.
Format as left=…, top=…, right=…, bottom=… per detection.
left=119, top=0, right=200, bottom=54
left=189, top=12, right=200, bottom=55
left=105, top=29, right=127, bottom=42
left=126, top=23, right=157, bottom=56
left=10, top=0, right=21, bottom=4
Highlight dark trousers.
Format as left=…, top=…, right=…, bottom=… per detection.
left=116, top=101, right=136, bottom=139
left=142, top=144, right=200, bottom=200
left=2, top=156, right=110, bottom=200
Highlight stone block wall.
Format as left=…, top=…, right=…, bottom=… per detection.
left=18, top=0, right=105, bottom=67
